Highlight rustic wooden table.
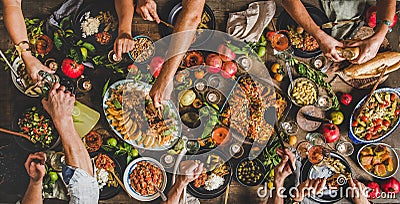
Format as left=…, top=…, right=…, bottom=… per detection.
left=0, top=0, right=399, bottom=203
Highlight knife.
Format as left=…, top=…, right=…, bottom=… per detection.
left=302, top=112, right=332, bottom=124
left=321, top=19, right=362, bottom=29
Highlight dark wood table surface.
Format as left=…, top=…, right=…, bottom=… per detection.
left=0, top=0, right=400, bottom=203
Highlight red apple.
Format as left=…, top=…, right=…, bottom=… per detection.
left=320, top=123, right=340, bottom=143
left=366, top=6, right=397, bottom=28
left=221, top=61, right=237, bottom=78
left=206, top=54, right=223, bottom=73
left=61, top=58, right=84, bottom=79
left=217, top=44, right=236, bottom=62
left=149, top=56, right=164, bottom=78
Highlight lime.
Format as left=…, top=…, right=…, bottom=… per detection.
left=107, top=138, right=118, bottom=147
left=49, top=171, right=58, bottom=183
left=267, top=181, right=274, bottom=189
left=130, top=149, right=139, bottom=157
left=257, top=46, right=266, bottom=57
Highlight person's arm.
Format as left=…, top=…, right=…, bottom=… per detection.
left=149, top=0, right=205, bottom=107
left=42, top=83, right=93, bottom=176
left=347, top=0, right=396, bottom=64
left=281, top=0, right=345, bottom=62
left=2, top=0, right=54, bottom=81
left=161, top=161, right=203, bottom=204
left=22, top=152, right=46, bottom=204
left=114, top=0, right=135, bottom=60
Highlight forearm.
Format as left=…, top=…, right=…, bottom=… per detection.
left=373, top=0, right=396, bottom=39
left=161, top=178, right=187, bottom=204
left=22, top=180, right=43, bottom=204
left=281, top=0, right=327, bottom=40
left=115, top=0, right=134, bottom=34
left=3, top=0, right=28, bottom=44
left=155, top=0, right=204, bottom=85
left=54, top=118, right=93, bottom=176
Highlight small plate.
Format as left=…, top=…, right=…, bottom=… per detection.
left=300, top=152, right=352, bottom=203
left=357, top=143, right=399, bottom=179
left=123, top=157, right=167, bottom=201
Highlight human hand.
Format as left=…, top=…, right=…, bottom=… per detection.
left=23, top=54, right=55, bottom=82
left=113, top=33, right=134, bottom=60
left=41, top=82, right=75, bottom=123
left=24, top=152, right=46, bottom=183
left=149, top=78, right=173, bottom=108
left=345, top=37, right=383, bottom=64
left=177, top=160, right=204, bottom=185
left=293, top=178, right=326, bottom=202
left=274, top=148, right=296, bottom=186
left=316, top=34, right=346, bottom=62
left=136, top=0, right=160, bottom=23
left=349, top=178, right=370, bottom=204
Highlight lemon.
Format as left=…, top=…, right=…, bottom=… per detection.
left=288, top=135, right=297, bottom=146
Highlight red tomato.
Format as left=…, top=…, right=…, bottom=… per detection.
left=369, top=126, right=375, bottom=132
left=383, top=120, right=391, bottom=128
left=352, top=120, right=358, bottom=127
left=374, top=125, right=382, bottom=132
left=391, top=93, right=396, bottom=102
left=395, top=110, right=400, bottom=117
left=383, top=101, right=390, bottom=107
left=375, top=118, right=383, bottom=126
left=365, top=133, right=372, bottom=140
left=361, top=115, right=368, bottom=123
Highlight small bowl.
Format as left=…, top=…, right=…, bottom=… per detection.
left=128, top=36, right=155, bottom=63
left=357, top=143, right=399, bottom=179
left=235, top=158, right=266, bottom=186
left=287, top=77, right=319, bottom=107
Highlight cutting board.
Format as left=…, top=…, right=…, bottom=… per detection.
left=72, top=101, right=100, bottom=138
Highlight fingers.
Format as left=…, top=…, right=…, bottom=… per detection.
left=140, top=8, right=154, bottom=21
left=25, top=152, right=46, bottom=170
left=349, top=178, right=356, bottom=188
left=148, top=5, right=160, bottom=23
left=114, top=41, right=123, bottom=60
left=277, top=155, right=288, bottom=172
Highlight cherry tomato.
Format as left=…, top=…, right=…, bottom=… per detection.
left=374, top=125, right=382, bottom=132
left=352, top=120, right=358, bottom=127
left=383, top=120, right=391, bottom=128
left=395, top=109, right=400, bottom=117
left=375, top=118, right=383, bottom=126
left=361, top=115, right=369, bottom=123
left=383, top=100, right=390, bottom=107
left=391, top=93, right=396, bottom=102
left=369, top=126, right=375, bottom=132
left=365, top=133, right=372, bottom=140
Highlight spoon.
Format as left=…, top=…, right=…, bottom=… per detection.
left=105, top=165, right=133, bottom=198
left=0, top=50, right=25, bottom=88
left=152, top=182, right=167, bottom=201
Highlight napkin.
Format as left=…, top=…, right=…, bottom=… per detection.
left=45, top=0, right=84, bottom=37
left=226, top=1, right=276, bottom=42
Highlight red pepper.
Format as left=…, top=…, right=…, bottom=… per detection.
left=366, top=181, right=381, bottom=199
left=381, top=177, right=400, bottom=194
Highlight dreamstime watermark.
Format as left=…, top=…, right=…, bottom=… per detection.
left=257, top=184, right=397, bottom=200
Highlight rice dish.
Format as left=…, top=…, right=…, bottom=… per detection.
left=204, top=173, right=224, bottom=191
left=81, top=12, right=100, bottom=38
left=96, top=168, right=109, bottom=189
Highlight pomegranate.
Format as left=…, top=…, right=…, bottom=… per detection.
left=217, top=44, right=236, bottom=62
left=320, top=123, right=340, bottom=143
left=381, top=177, right=400, bottom=194
left=366, top=6, right=398, bottom=28
left=366, top=181, right=381, bottom=199
left=61, top=58, right=84, bottom=79
left=205, top=54, right=223, bottom=74
left=149, top=56, right=164, bottom=78
left=340, top=93, right=353, bottom=106
left=221, top=61, right=237, bottom=78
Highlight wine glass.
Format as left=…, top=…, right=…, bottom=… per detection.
left=307, top=145, right=330, bottom=165
left=271, top=30, right=295, bottom=85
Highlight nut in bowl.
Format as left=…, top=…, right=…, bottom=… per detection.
left=288, top=77, right=318, bottom=107
left=357, top=143, right=399, bottom=179
left=128, top=36, right=155, bottom=63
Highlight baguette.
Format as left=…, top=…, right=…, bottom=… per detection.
left=343, top=52, right=400, bottom=79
